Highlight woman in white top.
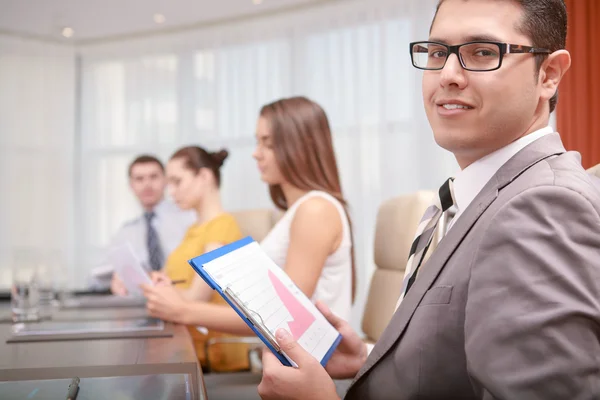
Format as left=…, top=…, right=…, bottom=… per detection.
left=256, top=96, right=355, bottom=321
left=142, top=96, right=355, bottom=336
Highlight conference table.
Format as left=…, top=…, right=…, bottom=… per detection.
left=0, top=299, right=207, bottom=399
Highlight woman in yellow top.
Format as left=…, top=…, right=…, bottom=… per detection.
left=141, top=145, right=248, bottom=372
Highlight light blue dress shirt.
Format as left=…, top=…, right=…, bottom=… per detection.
left=89, top=200, right=195, bottom=289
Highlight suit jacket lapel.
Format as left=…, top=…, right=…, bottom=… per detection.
left=349, top=133, right=567, bottom=387
left=350, top=183, right=498, bottom=385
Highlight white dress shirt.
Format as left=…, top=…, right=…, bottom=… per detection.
left=89, top=200, right=195, bottom=289
left=449, top=126, right=554, bottom=230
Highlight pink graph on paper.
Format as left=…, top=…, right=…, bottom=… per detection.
left=268, top=270, right=315, bottom=339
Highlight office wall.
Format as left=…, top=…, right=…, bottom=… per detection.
left=557, top=0, right=600, bottom=168
left=0, top=36, right=76, bottom=289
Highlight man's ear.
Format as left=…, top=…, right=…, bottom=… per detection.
left=539, top=49, right=571, bottom=103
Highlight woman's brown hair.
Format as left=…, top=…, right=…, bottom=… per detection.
left=170, top=146, right=229, bottom=187
left=259, top=96, right=357, bottom=302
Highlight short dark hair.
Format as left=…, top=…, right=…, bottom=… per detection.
left=431, top=0, right=567, bottom=112
left=170, top=146, right=229, bottom=187
left=128, top=154, right=164, bottom=177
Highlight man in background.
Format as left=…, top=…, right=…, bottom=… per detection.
left=91, top=155, right=194, bottom=293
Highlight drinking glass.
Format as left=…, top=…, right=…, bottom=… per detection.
left=11, top=249, right=40, bottom=322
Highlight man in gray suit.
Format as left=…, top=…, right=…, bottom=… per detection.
left=257, top=0, right=600, bottom=399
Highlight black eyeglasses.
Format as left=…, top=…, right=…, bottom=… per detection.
left=409, top=41, right=551, bottom=72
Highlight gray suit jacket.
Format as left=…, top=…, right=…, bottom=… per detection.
left=346, top=134, right=600, bottom=400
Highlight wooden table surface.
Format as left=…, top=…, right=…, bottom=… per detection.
left=0, top=303, right=206, bottom=399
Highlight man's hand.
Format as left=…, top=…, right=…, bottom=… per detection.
left=110, top=273, right=128, bottom=296
left=141, top=284, right=188, bottom=324
left=258, top=329, right=340, bottom=400
left=316, top=301, right=368, bottom=379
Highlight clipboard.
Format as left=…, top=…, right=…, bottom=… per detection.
left=188, top=236, right=342, bottom=367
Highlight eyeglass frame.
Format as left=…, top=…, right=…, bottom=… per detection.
left=409, top=41, right=552, bottom=72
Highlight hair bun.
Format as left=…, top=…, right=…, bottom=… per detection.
left=211, top=149, right=229, bottom=167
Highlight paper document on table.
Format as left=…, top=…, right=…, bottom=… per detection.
left=188, top=237, right=341, bottom=367
left=107, top=243, right=152, bottom=297
left=12, top=318, right=164, bottom=336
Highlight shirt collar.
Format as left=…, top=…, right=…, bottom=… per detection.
left=148, top=199, right=170, bottom=219
left=452, top=126, right=554, bottom=216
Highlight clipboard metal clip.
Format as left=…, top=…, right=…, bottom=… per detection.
left=223, top=287, right=281, bottom=353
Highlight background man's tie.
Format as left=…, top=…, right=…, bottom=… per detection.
left=145, top=211, right=165, bottom=271
left=396, top=178, right=455, bottom=307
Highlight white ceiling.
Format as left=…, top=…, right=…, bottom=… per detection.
left=0, top=0, right=324, bottom=42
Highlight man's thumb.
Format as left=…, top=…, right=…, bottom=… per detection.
left=275, top=329, right=312, bottom=365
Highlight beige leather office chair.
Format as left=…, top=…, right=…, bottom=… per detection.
left=362, top=191, right=437, bottom=343
left=587, top=163, right=600, bottom=179
left=334, top=191, right=439, bottom=398
left=231, top=208, right=282, bottom=242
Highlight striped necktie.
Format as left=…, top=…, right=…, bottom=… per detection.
left=145, top=211, right=164, bottom=271
left=397, top=178, right=455, bottom=306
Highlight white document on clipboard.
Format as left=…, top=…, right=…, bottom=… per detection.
left=188, top=237, right=342, bottom=367
left=107, top=243, right=152, bottom=297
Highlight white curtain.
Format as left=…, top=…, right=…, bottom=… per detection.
left=77, top=0, right=457, bottom=327
left=0, top=36, right=76, bottom=289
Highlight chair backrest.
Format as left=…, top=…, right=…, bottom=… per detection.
left=231, top=208, right=281, bottom=243
left=361, top=191, right=436, bottom=343
left=587, top=163, right=600, bottom=179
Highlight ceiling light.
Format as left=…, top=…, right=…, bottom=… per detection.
left=252, top=0, right=263, bottom=4
left=61, top=27, right=74, bottom=38
left=154, top=13, right=166, bottom=24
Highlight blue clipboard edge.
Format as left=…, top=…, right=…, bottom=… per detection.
left=187, top=236, right=342, bottom=368
left=188, top=236, right=292, bottom=367
left=321, top=333, right=342, bottom=367
left=190, top=236, right=255, bottom=270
